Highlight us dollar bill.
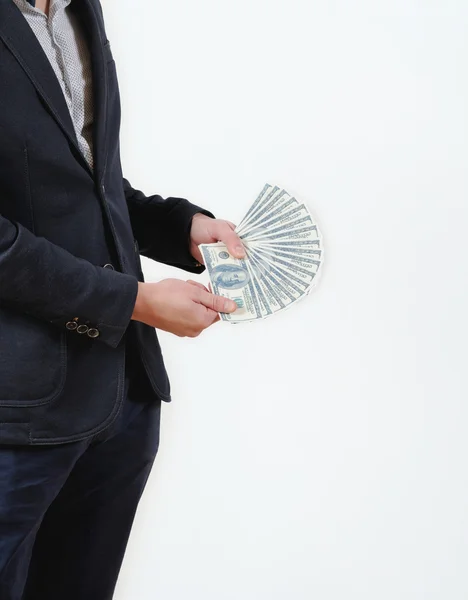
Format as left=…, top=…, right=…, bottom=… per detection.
left=238, top=189, right=293, bottom=234
left=236, top=184, right=273, bottom=234
left=198, top=243, right=264, bottom=322
left=201, top=184, right=324, bottom=324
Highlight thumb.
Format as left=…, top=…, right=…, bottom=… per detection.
left=197, top=290, right=238, bottom=314
left=214, top=222, right=245, bottom=259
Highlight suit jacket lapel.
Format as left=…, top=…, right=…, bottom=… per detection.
left=0, top=0, right=110, bottom=181
left=0, top=0, right=88, bottom=170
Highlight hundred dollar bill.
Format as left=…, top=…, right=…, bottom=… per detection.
left=246, top=256, right=288, bottom=312
left=252, top=255, right=307, bottom=302
left=236, top=184, right=274, bottom=233
left=247, top=245, right=317, bottom=290
left=247, top=241, right=323, bottom=260
left=250, top=244, right=323, bottom=270
left=239, top=195, right=297, bottom=235
left=241, top=214, right=316, bottom=240
left=257, top=257, right=311, bottom=291
left=198, top=243, right=264, bottom=323
left=236, top=186, right=289, bottom=235
left=245, top=248, right=304, bottom=312
left=242, top=258, right=274, bottom=319
left=247, top=239, right=322, bottom=249
left=244, top=224, right=320, bottom=244
left=249, top=244, right=321, bottom=276
left=237, top=189, right=293, bottom=235
left=241, top=204, right=310, bottom=238
left=201, top=184, right=324, bottom=324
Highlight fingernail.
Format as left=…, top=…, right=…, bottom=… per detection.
left=235, top=245, right=245, bottom=257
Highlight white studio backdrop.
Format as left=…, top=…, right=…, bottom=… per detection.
left=104, top=2, right=468, bottom=599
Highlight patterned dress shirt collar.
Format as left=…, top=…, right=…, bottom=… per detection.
left=24, top=1, right=72, bottom=7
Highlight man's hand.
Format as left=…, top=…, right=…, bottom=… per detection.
left=131, top=280, right=237, bottom=337
left=189, top=213, right=245, bottom=264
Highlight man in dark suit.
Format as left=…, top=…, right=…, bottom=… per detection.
left=0, top=0, right=244, bottom=597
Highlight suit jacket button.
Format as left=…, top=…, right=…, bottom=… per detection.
left=66, top=321, right=78, bottom=331
left=103, top=263, right=115, bottom=270
left=87, top=328, right=100, bottom=339
left=77, top=324, right=89, bottom=334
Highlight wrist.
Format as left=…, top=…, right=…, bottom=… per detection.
left=131, top=282, right=148, bottom=322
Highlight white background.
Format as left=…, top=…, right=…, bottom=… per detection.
left=104, top=1, right=468, bottom=598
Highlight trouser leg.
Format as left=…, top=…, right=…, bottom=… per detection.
left=0, top=442, right=86, bottom=600
left=23, top=399, right=161, bottom=600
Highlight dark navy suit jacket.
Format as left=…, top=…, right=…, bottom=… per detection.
left=0, top=0, right=211, bottom=445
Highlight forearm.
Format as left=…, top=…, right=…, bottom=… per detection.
left=123, top=178, right=214, bottom=272
left=0, top=215, right=138, bottom=348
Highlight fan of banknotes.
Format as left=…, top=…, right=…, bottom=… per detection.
left=199, top=184, right=323, bottom=323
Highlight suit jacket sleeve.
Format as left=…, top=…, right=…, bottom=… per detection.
left=123, top=178, right=215, bottom=274
left=0, top=214, right=138, bottom=349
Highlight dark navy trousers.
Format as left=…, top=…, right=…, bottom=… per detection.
left=0, top=345, right=162, bottom=600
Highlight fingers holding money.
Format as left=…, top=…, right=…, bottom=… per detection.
left=190, top=214, right=245, bottom=261
left=199, top=184, right=323, bottom=324
left=215, top=220, right=245, bottom=259
left=196, top=288, right=238, bottom=314
left=187, top=280, right=235, bottom=315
